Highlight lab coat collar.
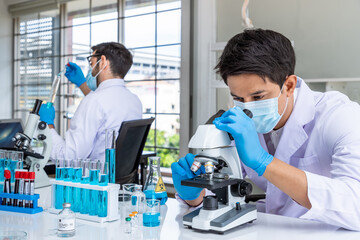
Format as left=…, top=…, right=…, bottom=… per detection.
left=267, top=77, right=315, bottom=163
left=97, top=78, right=125, bottom=90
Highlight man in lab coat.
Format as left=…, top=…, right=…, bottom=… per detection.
left=39, top=42, right=142, bottom=162
left=171, top=29, right=360, bottom=230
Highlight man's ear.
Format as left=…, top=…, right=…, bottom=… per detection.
left=100, top=55, right=109, bottom=69
left=284, top=75, right=297, bottom=97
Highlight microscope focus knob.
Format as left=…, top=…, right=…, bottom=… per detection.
left=231, top=180, right=253, bottom=197
left=240, top=181, right=253, bottom=196
left=38, top=134, right=46, bottom=141
left=38, top=121, right=47, bottom=130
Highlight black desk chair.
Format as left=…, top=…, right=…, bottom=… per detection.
left=115, top=118, right=155, bottom=185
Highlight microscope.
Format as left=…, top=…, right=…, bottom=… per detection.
left=13, top=99, right=52, bottom=188
left=181, top=110, right=257, bottom=233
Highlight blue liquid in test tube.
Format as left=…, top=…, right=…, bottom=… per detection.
left=55, top=167, right=64, bottom=209
left=105, top=149, right=115, bottom=183
left=80, top=176, right=90, bottom=214
left=98, top=174, right=108, bottom=217
left=0, top=158, right=5, bottom=182
left=72, top=167, right=82, bottom=212
left=89, top=169, right=99, bottom=216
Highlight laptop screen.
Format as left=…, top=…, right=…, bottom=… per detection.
left=0, top=120, right=23, bottom=149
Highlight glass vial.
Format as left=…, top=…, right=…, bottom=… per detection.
left=57, top=203, right=76, bottom=238
left=125, top=217, right=132, bottom=234
left=131, top=185, right=146, bottom=213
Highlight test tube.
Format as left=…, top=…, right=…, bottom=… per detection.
left=0, top=150, right=5, bottom=182
left=15, top=152, right=24, bottom=170
left=2, top=170, right=11, bottom=206
left=24, top=172, right=30, bottom=208
left=3, top=151, right=10, bottom=171
left=55, top=159, right=64, bottom=209
left=63, top=160, right=73, bottom=206
left=18, top=171, right=27, bottom=207
left=12, top=152, right=24, bottom=185
left=13, top=171, right=21, bottom=206
left=98, top=162, right=108, bottom=217
left=72, top=160, right=82, bottom=212
left=29, top=172, right=35, bottom=208
left=105, top=129, right=117, bottom=183
left=9, top=151, right=18, bottom=183
left=80, top=159, right=90, bottom=214
left=89, top=160, right=100, bottom=216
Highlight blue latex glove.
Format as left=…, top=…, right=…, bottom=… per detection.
left=39, top=103, right=55, bottom=126
left=65, top=62, right=86, bottom=87
left=213, top=107, right=273, bottom=176
left=171, top=153, right=205, bottom=200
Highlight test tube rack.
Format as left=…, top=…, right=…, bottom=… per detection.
left=48, top=179, right=120, bottom=223
left=0, top=192, right=43, bottom=214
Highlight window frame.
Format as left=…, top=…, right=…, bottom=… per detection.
left=12, top=0, right=190, bottom=169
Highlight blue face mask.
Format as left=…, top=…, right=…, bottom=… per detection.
left=85, top=59, right=107, bottom=91
left=233, top=87, right=288, bottom=134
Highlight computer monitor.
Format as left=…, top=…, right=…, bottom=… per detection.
left=0, top=119, right=23, bottom=149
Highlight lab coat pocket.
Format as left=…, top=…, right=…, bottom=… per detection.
left=291, top=155, right=322, bottom=174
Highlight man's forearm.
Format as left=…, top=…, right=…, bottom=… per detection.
left=79, top=82, right=91, bottom=96
left=263, top=157, right=312, bottom=209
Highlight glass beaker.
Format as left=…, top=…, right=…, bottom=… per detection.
left=143, top=157, right=168, bottom=205
left=119, top=183, right=135, bottom=222
left=143, top=199, right=160, bottom=227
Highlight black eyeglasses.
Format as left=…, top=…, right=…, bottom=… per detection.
left=86, top=54, right=101, bottom=64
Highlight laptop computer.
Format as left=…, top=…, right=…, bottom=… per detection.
left=0, top=119, right=23, bottom=149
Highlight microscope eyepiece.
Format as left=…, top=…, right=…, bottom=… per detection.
left=243, top=109, right=253, bottom=118
left=31, top=99, right=43, bottom=115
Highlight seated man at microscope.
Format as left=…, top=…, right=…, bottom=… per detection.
left=39, top=42, right=142, bottom=161
left=172, top=29, right=360, bottom=230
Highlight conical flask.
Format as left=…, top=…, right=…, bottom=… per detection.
left=143, top=157, right=168, bottom=205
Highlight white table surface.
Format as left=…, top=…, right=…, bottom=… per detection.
left=0, top=186, right=359, bottom=240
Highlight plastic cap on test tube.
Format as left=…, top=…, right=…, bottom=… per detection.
left=29, top=172, right=35, bottom=180
left=4, top=170, right=11, bottom=179
left=15, top=171, right=20, bottom=179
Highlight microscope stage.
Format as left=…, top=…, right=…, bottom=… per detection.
left=181, top=176, right=240, bottom=190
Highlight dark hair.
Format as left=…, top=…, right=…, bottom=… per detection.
left=215, top=29, right=295, bottom=87
left=91, top=42, right=133, bottom=78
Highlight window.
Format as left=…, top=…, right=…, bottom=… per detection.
left=14, top=9, right=61, bottom=124
left=123, top=1, right=181, bottom=168
left=13, top=0, right=182, bottom=168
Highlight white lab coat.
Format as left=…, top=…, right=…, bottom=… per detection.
left=242, top=77, right=360, bottom=230
left=50, top=78, right=142, bottom=162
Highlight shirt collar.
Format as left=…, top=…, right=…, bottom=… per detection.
left=96, top=78, right=125, bottom=90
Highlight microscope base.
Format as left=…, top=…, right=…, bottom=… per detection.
left=35, top=176, right=50, bottom=189
left=183, top=203, right=257, bottom=233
